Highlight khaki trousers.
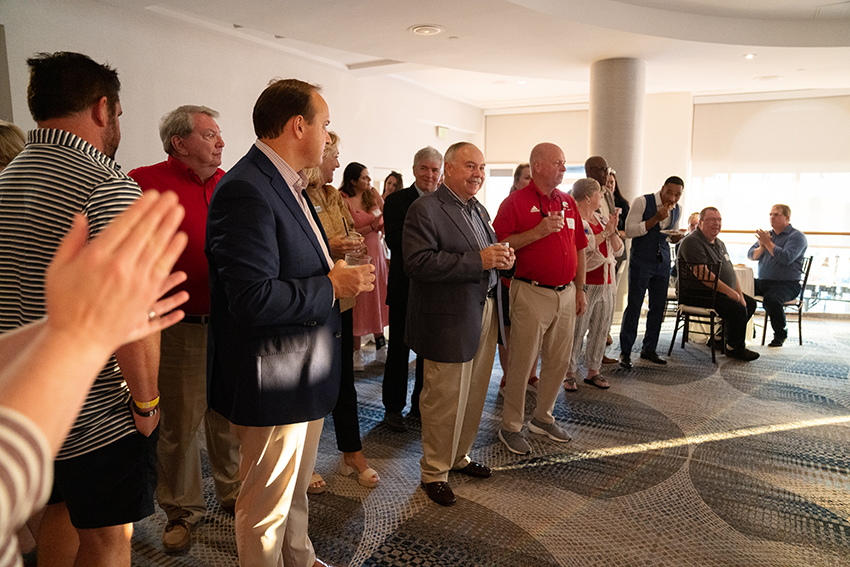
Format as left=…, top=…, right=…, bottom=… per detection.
left=502, top=280, right=576, bottom=432
left=230, top=418, right=321, bottom=567
left=420, top=297, right=498, bottom=484
left=156, top=321, right=241, bottom=523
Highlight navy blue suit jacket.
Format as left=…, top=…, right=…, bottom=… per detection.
left=205, top=145, right=341, bottom=426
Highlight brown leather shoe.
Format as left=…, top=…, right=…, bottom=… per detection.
left=421, top=481, right=456, bottom=506
left=601, top=355, right=618, bottom=364
left=453, top=461, right=491, bottom=478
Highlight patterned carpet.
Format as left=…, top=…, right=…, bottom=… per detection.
left=131, top=318, right=850, bottom=566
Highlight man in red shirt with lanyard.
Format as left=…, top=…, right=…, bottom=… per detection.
left=129, top=105, right=240, bottom=553
left=493, top=142, right=588, bottom=455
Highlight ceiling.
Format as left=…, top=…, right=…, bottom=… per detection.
left=103, top=0, right=850, bottom=109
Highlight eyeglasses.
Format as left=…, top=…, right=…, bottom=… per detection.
left=537, top=192, right=564, bottom=218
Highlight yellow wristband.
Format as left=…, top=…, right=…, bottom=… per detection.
left=134, top=395, right=160, bottom=409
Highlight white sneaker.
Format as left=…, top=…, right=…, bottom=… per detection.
left=353, top=350, right=364, bottom=371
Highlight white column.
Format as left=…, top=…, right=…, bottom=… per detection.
left=589, top=58, right=646, bottom=202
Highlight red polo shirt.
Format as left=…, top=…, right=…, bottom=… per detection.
left=493, top=179, right=587, bottom=287
left=129, top=156, right=224, bottom=315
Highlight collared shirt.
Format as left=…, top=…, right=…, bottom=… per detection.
left=412, top=183, right=427, bottom=198
left=746, top=224, right=807, bottom=281
left=677, top=227, right=737, bottom=294
left=254, top=140, right=333, bottom=268
left=129, top=156, right=224, bottom=315
left=493, top=179, right=587, bottom=287
left=0, top=128, right=141, bottom=459
left=445, top=187, right=498, bottom=288
left=625, top=189, right=680, bottom=238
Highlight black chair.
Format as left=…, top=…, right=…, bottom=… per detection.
left=668, top=261, right=725, bottom=363
left=755, top=255, right=813, bottom=346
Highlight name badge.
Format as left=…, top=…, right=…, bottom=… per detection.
left=372, top=209, right=381, bottom=218
left=314, top=205, right=323, bottom=213
left=724, top=253, right=731, bottom=261
left=566, top=217, right=575, bottom=230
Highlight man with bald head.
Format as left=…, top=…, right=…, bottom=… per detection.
left=493, top=142, right=588, bottom=455
left=403, top=141, right=514, bottom=506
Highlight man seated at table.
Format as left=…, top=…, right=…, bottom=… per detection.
left=677, top=207, right=759, bottom=361
left=747, top=204, right=808, bottom=347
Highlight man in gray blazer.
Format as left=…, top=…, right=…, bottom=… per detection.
left=403, top=141, right=514, bottom=506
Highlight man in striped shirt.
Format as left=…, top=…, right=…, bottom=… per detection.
left=0, top=52, right=160, bottom=566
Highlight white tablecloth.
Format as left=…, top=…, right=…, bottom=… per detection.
left=734, top=265, right=755, bottom=343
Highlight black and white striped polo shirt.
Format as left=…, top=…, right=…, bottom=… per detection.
left=0, top=129, right=141, bottom=460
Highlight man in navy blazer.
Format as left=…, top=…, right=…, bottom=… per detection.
left=403, top=141, right=514, bottom=506
left=206, top=79, right=374, bottom=567
left=381, top=146, right=442, bottom=432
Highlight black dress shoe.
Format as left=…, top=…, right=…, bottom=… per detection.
left=619, top=353, right=633, bottom=369
left=768, top=335, right=786, bottom=347
left=453, top=461, right=491, bottom=478
left=640, top=351, right=667, bottom=365
left=421, top=481, right=456, bottom=506
left=382, top=411, right=407, bottom=432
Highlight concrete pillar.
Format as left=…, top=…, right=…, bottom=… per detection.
left=589, top=58, right=646, bottom=317
left=589, top=58, right=646, bottom=202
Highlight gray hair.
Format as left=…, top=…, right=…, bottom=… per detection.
left=443, top=142, right=475, bottom=164
left=159, top=105, right=219, bottom=154
left=413, top=146, right=442, bottom=168
left=571, top=178, right=602, bottom=201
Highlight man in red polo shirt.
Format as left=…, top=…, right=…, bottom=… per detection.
left=493, top=142, right=587, bottom=455
left=129, top=105, right=240, bottom=553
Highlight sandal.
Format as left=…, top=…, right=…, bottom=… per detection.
left=339, top=458, right=380, bottom=488
left=563, top=376, right=578, bottom=392
left=307, top=472, right=326, bottom=494
left=583, top=375, right=610, bottom=389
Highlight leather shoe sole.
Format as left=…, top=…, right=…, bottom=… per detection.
left=453, top=461, right=491, bottom=478
left=640, top=351, right=667, bottom=365
left=421, top=481, right=456, bottom=506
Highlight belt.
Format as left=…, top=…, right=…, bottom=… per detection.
left=514, top=277, right=570, bottom=292
left=183, top=315, right=210, bottom=325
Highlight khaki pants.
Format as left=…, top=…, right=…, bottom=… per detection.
left=420, top=297, right=498, bottom=483
left=230, top=418, right=322, bottom=567
left=502, top=280, right=576, bottom=432
left=156, top=321, right=241, bottom=523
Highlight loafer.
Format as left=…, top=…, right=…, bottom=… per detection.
left=499, top=428, right=532, bottom=455
left=421, top=481, right=456, bottom=506
left=382, top=411, right=407, bottom=432
left=162, top=516, right=192, bottom=553
left=528, top=417, right=571, bottom=443
left=454, top=460, right=491, bottom=478
left=619, top=353, right=633, bottom=369
left=601, top=355, right=618, bottom=365
left=640, top=351, right=667, bottom=365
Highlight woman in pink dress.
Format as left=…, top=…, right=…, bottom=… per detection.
left=340, top=162, right=389, bottom=369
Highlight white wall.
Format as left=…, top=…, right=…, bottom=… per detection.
left=641, top=92, right=693, bottom=200
left=0, top=0, right=483, bottom=187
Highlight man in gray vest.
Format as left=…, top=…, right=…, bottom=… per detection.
left=619, top=176, right=684, bottom=368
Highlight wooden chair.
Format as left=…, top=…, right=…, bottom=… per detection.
left=668, top=261, right=725, bottom=363
left=756, top=255, right=813, bottom=346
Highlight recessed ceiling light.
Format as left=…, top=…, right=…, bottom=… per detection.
left=517, top=80, right=527, bottom=85
left=744, top=53, right=756, bottom=59
left=409, top=24, right=444, bottom=36
left=753, top=75, right=782, bottom=81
